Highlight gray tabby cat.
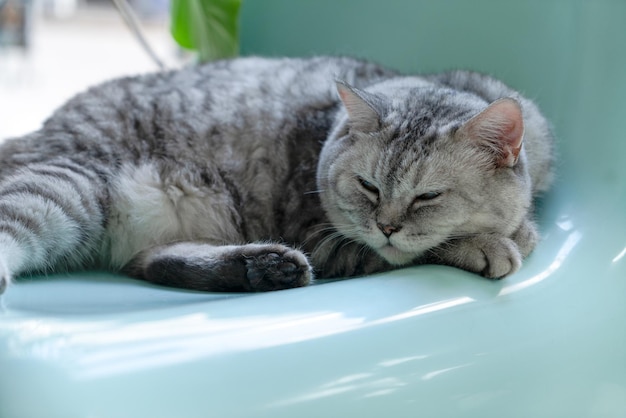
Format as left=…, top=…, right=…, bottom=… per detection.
left=0, top=56, right=553, bottom=293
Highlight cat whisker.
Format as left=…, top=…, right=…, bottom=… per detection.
left=303, top=224, right=342, bottom=246
left=356, top=242, right=372, bottom=261
left=304, top=222, right=360, bottom=244
left=440, top=232, right=482, bottom=242
left=315, top=231, right=349, bottom=252
left=310, top=225, right=364, bottom=259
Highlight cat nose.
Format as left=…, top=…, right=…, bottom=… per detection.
left=377, top=223, right=401, bottom=238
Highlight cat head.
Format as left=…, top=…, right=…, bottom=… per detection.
left=317, top=78, right=532, bottom=265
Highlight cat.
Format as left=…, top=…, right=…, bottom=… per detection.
left=0, top=56, right=553, bottom=293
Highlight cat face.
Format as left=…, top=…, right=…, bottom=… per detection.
left=317, top=80, right=531, bottom=266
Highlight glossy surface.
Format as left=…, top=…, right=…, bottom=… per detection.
left=1, top=1, right=625, bottom=417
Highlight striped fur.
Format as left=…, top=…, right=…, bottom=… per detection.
left=0, top=56, right=553, bottom=293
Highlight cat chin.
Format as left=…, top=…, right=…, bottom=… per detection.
left=375, top=244, right=417, bottom=266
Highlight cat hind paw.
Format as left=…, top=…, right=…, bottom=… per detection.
left=244, top=247, right=313, bottom=291
left=130, top=242, right=314, bottom=292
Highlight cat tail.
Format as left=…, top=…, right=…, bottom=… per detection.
left=0, top=158, right=109, bottom=292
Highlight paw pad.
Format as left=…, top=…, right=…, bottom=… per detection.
left=244, top=247, right=312, bottom=291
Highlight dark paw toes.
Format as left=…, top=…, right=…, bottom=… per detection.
left=245, top=249, right=312, bottom=291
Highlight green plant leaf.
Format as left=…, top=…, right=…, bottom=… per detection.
left=170, top=0, right=241, bottom=62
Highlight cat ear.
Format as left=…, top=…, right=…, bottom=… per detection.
left=336, top=81, right=383, bottom=133
left=458, top=98, right=525, bottom=167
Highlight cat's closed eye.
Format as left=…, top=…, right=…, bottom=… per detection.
left=413, top=191, right=442, bottom=204
left=417, top=191, right=441, bottom=200
left=357, top=176, right=379, bottom=196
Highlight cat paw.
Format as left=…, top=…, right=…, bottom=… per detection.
left=474, top=236, right=522, bottom=279
left=434, top=234, right=522, bottom=279
left=244, top=246, right=313, bottom=291
left=511, top=218, right=539, bottom=258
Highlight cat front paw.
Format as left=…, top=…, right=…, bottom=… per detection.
left=473, top=236, right=522, bottom=279
left=244, top=245, right=313, bottom=291
left=434, top=234, right=522, bottom=279
left=511, top=218, right=539, bottom=258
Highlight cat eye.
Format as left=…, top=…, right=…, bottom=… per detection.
left=357, top=176, right=379, bottom=195
left=414, top=191, right=442, bottom=201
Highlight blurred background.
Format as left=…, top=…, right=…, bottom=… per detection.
left=0, top=0, right=184, bottom=139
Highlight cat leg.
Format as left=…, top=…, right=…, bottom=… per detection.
left=125, top=241, right=313, bottom=292
left=0, top=160, right=108, bottom=292
left=429, top=218, right=538, bottom=279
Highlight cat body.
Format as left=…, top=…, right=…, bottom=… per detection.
left=0, top=56, right=553, bottom=292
